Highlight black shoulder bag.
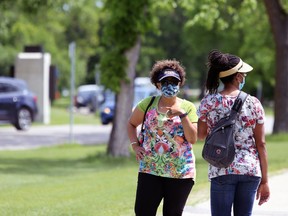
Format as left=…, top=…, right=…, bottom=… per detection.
left=137, top=96, right=156, bottom=145
left=202, top=91, right=248, bottom=168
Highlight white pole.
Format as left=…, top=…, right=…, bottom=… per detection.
left=69, top=42, right=76, bottom=144
left=95, top=63, right=100, bottom=85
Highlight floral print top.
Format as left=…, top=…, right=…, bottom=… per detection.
left=137, top=96, right=198, bottom=179
left=197, top=93, right=265, bottom=179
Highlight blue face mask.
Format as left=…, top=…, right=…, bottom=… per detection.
left=239, top=77, right=245, bottom=90
left=161, top=83, right=180, bottom=97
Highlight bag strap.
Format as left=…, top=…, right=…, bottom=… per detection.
left=141, top=96, right=156, bottom=132
left=231, top=91, right=248, bottom=113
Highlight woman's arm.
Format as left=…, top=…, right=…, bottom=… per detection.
left=253, top=123, right=270, bottom=205
left=180, top=116, right=197, bottom=144
left=197, top=119, right=208, bottom=140
left=127, top=107, right=146, bottom=160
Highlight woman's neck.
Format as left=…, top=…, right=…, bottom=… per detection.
left=220, top=83, right=240, bottom=96
left=159, top=96, right=177, bottom=108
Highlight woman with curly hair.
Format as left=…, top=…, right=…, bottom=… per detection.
left=127, top=59, right=198, bottom=216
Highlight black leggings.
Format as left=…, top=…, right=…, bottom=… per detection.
left=134, top=172, right=194, bottom=216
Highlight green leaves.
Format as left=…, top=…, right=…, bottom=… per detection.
left=0, top=0, right=277, bottom=99
left=0, top=0, right=103, bottom=89
left=100, top=50, right=127, bottom=92
left=100, top=0, right=152, bottom=92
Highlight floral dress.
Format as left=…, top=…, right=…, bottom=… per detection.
left=197, top=93, right=265, bottom=179
left=137, top=96, right=198, bottom=179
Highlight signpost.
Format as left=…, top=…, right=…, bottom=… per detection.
left=69, top=42, right=76, bottom=144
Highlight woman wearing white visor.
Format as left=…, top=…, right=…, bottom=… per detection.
left=197, top=50, right=270, bottom=216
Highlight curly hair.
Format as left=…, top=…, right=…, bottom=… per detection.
left=150, top=59, right=186, bottom=88
left=206, top=50, right=240, bottom=94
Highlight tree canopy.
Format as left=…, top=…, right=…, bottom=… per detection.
left=0, top=0, right=104, bottom=89
left=1, top=0, right=288, bottom=147
left=0, top=0, right=276, bottom=99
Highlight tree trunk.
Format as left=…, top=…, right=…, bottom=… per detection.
left=107, top=37, right=141, bottom=156
left=263, top=0, right=288, bottom=133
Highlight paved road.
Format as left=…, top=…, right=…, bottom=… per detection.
left=0, top=116, right=273, bottom=150
left=0, top=124, right=112, bottom=150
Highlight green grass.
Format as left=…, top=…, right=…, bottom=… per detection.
left=21, top=97, right=101, bottom=126
left=50, top=107, right=101, bottom=125
left=0, top=97, right=101, bottom=128
left=263, top=105, right=274, bottom=116
left=0, top=96, right=273, bottom=128
left=50, top=97, right=101, bottom=125
left=264, top=133, right=288, bottom=172
left=0, top=134, right=287, bottom=215
left=0, top=145, right=137, bottom=216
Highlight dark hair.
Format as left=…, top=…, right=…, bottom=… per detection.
left=150, top=59, right=186, bottom=87
left=206, top=50, right=240, bottom=94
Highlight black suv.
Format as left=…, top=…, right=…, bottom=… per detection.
left=0, top=77, right=38, bottom=130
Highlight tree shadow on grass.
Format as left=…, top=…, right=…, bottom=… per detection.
left=0, top=149, right=137, bottom=176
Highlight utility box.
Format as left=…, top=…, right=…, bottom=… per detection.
left=15, top=51, right=51, bottom=124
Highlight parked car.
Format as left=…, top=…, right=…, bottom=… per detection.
left=74, top=84, right=104, bottom=112
left=99, top=89, right=115, bottom=125
left=0, top=77, right=38, bottom=130
left=100, top=78, right=159, bottom=125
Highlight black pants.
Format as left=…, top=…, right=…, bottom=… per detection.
left=134, top=172, right=194, bottom=216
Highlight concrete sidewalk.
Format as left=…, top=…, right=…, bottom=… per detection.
left=183, top=170, right=288, bottom=216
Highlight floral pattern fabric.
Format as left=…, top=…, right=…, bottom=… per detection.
left=197, top=93, right=265, bottom=179
left=137, top=96, right=198, bottom=179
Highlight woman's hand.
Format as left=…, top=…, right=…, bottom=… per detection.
left=132, top=144, right=146, bottom=161
left=256, top=182, right=270, bottom=205
left=165, top=107, right=186, bottom=118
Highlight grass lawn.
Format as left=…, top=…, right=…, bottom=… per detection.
left=0, top=133, right=287, bottom=216
left=50, top=107, right=101, bottom=125
left=0, top=97, right=101, bottom=129
left=50, top=97, right=274, bottom=126
left=1, top=96, right=273, bottom=128
left=51, top=97, right=101, bottom=125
